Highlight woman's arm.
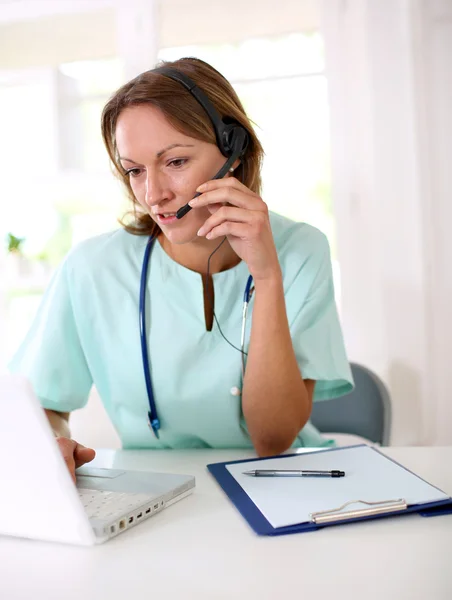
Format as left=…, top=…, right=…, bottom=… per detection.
left=242, top=275, right=314, bottom=456
left=192, top=177, right=316, bottom=456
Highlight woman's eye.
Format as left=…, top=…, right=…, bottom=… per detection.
left=125, top=168, right=142, bottom=178
left=168, top=158, right=187, bottom=168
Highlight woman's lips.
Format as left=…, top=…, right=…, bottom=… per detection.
left=156, top=213, right=178, bottom=224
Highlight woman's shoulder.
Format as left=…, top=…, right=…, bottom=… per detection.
left=269, top=213, right=334, bottom=301
left=269, top=211, right=330, bottom=261
left=64, top=228, right=145, bottom=274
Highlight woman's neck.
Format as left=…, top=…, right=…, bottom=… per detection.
left=158, top=233, right=241, bottom=275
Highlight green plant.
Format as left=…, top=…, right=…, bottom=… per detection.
left=6, top=233, right=25, bottom=254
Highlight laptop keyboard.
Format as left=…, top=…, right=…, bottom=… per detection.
left=78, top=488, right=159, bottom=520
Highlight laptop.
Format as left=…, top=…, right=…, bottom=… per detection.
left=0, top=374, right=195, bottom=546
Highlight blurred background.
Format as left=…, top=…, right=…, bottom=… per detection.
left=0, top=0, right=451, bottom=447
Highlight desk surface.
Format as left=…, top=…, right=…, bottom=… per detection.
left=1, top=446, right=451, bottom=600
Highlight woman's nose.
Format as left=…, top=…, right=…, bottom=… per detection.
left=145, top=172, right=167, bottom=207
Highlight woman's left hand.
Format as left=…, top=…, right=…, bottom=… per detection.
left=190, top=177, right=281, bottom=282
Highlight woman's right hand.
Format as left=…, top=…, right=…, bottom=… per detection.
left=55, top=437, right=96, bottom=483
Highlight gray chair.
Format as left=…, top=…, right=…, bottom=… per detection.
left=310, top=363, right=392, bottom=445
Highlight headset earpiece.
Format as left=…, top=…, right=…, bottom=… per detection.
left=230, top=126, right=249, bottom=156
left=153, top=66, right=249, bottom=159
left=220, top=121, right=248, bottom=157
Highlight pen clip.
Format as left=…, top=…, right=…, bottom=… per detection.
left=310, top=498, right=407, bottom=524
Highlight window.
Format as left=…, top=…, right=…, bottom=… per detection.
left=0, top=59, right=124, bottom=367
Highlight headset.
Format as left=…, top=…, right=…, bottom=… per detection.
left=152, top=66, right=250, bottom=219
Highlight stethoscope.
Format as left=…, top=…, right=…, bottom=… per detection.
left=140, top=236, right=254, bottom=438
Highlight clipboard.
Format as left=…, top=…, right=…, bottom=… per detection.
left=207, top=445, right=452, bottom=536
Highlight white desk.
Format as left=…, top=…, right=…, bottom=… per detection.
left=1, top=447, right=451, bottom=600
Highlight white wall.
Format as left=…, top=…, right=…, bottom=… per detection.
left=322, top=0, right=452, bottom=445
left=419, top=0, right=452, bottom=445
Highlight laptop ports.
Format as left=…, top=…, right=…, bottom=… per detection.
left=119, top=520, right=126, bottom=530
left=145, top=508, right=151, bottom=514
left=128, top=516, right=134, bottom=524
left=137, top=512, right=143, bottom=519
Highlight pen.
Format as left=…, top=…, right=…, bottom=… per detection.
left=243, top=469, right=345, bottom=478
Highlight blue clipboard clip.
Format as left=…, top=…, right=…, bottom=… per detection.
left=310, top=498, right=407, bottom=524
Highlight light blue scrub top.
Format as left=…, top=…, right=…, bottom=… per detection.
left=9, top=212, right=353, bottom=449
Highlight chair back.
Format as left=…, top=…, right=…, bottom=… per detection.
left=310, top=363, right=391, bottom=445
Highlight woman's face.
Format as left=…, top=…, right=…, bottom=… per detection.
left=115, top=104, right=227, bottom=246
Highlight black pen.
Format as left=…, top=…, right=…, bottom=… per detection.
left=243, top=469, right=345, bottom=478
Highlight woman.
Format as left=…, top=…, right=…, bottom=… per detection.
left=9, top=57, right=353, bottom=480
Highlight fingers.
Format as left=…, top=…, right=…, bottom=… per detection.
left=197, top=206, right=254, bottom=237
left=56, top=437, right=77, bottom=482
left=56, top=437, right=95, bottom=483
left=74, top=444, right=96, bottom=469
left=202, top=220, right=250, bottom=241
left=196, top=176, right=258, bottom=196
left=189, top=177, right=264, bottom=212
left=197, top=205, right=270, bottom=240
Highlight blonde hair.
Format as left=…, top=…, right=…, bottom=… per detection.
left=101, top=57, right=264, bottom=236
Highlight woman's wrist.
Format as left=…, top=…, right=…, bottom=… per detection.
left=45, top=409, right=71, bottom=439
left=252, top=268, right=283, bottom=294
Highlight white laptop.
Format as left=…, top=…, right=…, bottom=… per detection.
left=0, top=374, right=195, bottom=546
